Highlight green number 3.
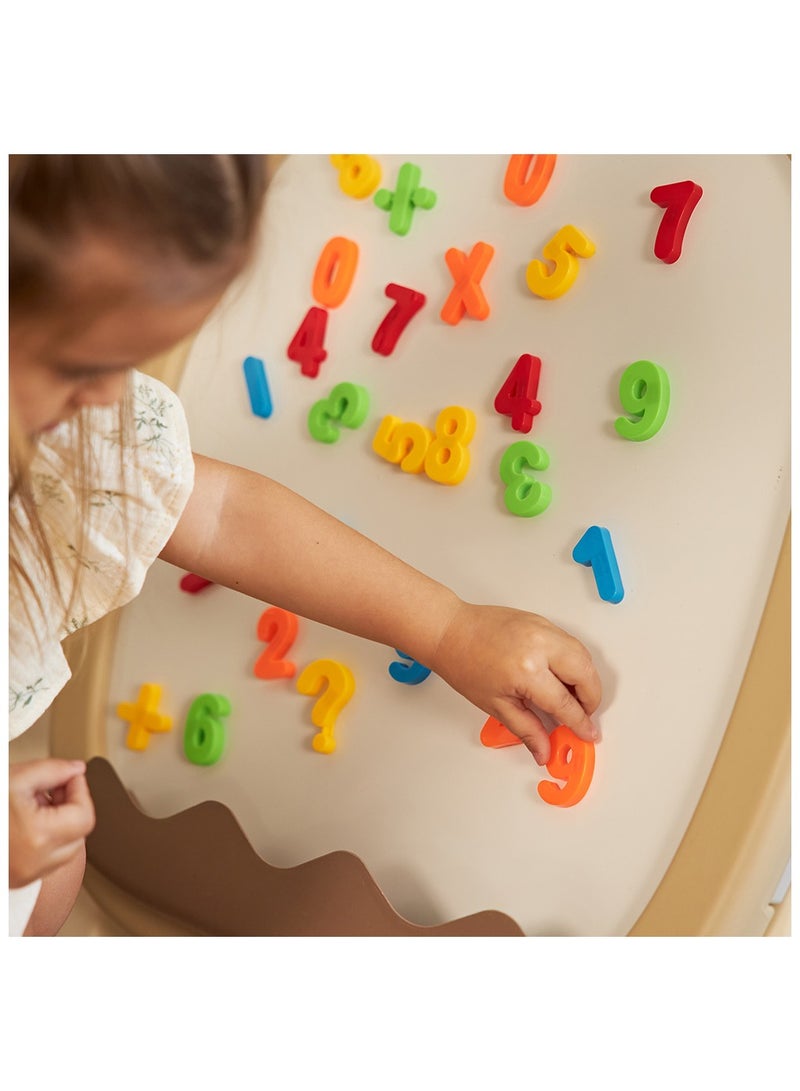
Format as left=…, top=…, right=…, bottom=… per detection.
left=308, top=381, right=370, bottom=443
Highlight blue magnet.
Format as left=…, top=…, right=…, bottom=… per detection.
left=243, top=355, right=273, bottom=418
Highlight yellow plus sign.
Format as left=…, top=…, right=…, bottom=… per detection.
left=117, top=683, right=172, bottom=751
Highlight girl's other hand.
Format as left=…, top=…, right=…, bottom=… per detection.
left=430, top=602, right=602, bottom=765
left=9, top=759, right=96, bottom=888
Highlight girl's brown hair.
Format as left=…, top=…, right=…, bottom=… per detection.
left=9, top=154, right=271, bottom=627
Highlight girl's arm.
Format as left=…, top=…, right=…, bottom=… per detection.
left=160, top=454, right=602, bottom=764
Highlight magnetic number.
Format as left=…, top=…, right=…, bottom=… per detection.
left=494, top=354, right=542, bottom=433
left=311, top=237, right=359, bottom=308
left=389, top=650, right=431, bottom=685
left=308, top=382, right=370, bottom=443
left=650, top=180, right=703, bottom=264
left=179, top=572, right=213, bottom=593
left=287, top=306, right=328, bottom=378
left=371, top=283, right=426, bottom=356
left=243, top=355, right=273, bottom=418
left=614, top=360, right=670, bottom=441
left=480, top=715, right=522, bottom=748
left=572, top=526, right=624, bottom=603
left=372, top=415, right=433, bottom=473
left=373, top=407, right=476, bottom=484
left=184, top=693, right=230, bottom=766
left=254, top=607, right=299, bottom=679
left=503, top=154, right=556, bottom=206
left=537, top=725, right=595, bottom=807
left=424, top=407, right=476, bottom=485
left=526, top=225, right=596, bottom=299
left=499, top=441, right=552, bottom=517
left=330, top=155, right=381, bottom=199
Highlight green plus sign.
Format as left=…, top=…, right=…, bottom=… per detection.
left=374, top=162, right=437, bottom=236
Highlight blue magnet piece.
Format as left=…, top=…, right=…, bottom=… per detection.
left=243, top=356, right=273, bottom=418
left=388, top=650, right=432, bottom=685
left=572, top=525, right=624, bottom=604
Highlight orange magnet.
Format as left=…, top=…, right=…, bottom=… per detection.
left=480, top=715, right=523, bottom=748
left=503, top=154, right=557, bottom=206
left=537, top=724, right=595, bottom=807
left=440, top=242, right=494, bottom=325
left=312, top=236, right=359, bottom=309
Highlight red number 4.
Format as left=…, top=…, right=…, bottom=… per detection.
left=650, top=180, right=703, bottom=264
left=494, top=354, right=542, bottom=433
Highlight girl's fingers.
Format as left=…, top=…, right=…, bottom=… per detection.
left=12, top=759, right=87, bottom=796
left=551, top=643, right=603, bottom=717
left=43, top=777, right=96, bottom=841
left=522, top=669, right=599, bottom=744
left=494, top=702, right=551, bottom=765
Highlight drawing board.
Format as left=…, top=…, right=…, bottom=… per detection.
left=52, top=155, right=790, bottom=935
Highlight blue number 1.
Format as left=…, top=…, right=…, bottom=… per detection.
left=572, top=526, right=624, bottom=603
left=243, top=356, right=273, bottom=419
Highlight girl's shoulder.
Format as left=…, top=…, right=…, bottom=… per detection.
left=9, top=373, right=196, bottom=739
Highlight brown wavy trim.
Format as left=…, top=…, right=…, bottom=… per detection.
left=86, top=757, right=524, bottom=936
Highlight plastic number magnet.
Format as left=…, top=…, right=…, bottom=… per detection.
left=650, top=180, right=703, bottom=264
left=572, top=526, right=624, bottom=603
left=243, top=355, right=273, bottom=418
left=330, top=154, right=382, bottom=199
left=499, top=441, right=552, bottom=516
left=254, top=607, right=299, bottom=679
left=494, top=354, right=543, bottom=433
left=308, top=381, right=370, bottom=443
left=537, top=725, right=595, bottom=807
left=371, top=283, right=426, bottom=356
left=480, top=715, right=522, bottom=748
left=389, top=650, right=431, bottom=685
left=614, top=359, right=670, bottom=441
left=179, top=573, right=214, bottom=593
left=287, top=306, right=328, bottom=377
left=312, top=236, right=359, bottom=309
left=503, top=155, right=556, bottom=206
left=372, top=415, right=433, bottom=474
left=526, top=225, right=595, bottom=299
left=184, top=693, right=230, bottom=766
left=424, top=406, right=477, bottom=485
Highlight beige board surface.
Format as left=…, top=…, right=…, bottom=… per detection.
left=51, top=155, right=790, bottom=935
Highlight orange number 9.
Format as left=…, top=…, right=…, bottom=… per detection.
left=537, top=724, right=595, bottom=807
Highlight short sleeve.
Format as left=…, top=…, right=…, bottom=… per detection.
left=8, top=371, right=195, bottom=739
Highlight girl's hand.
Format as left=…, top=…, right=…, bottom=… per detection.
left=430, top=602, right=602, bottom=765
left=8, top=759, right=96, bottom=888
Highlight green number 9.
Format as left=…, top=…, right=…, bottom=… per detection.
left=614, top=360, right=670, bottom=442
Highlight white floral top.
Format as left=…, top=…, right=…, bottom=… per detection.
left=8, top=371, right=195, bottom=741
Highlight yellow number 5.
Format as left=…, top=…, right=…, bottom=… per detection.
left=526, top=224, right=596, bottom=300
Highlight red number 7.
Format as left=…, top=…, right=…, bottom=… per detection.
left=650, top=180, right=703, bottom=264
left=371, top=283, right=426, bottom=356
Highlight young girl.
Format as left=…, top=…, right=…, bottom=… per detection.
left=8, top=155, right=603, bottom=936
